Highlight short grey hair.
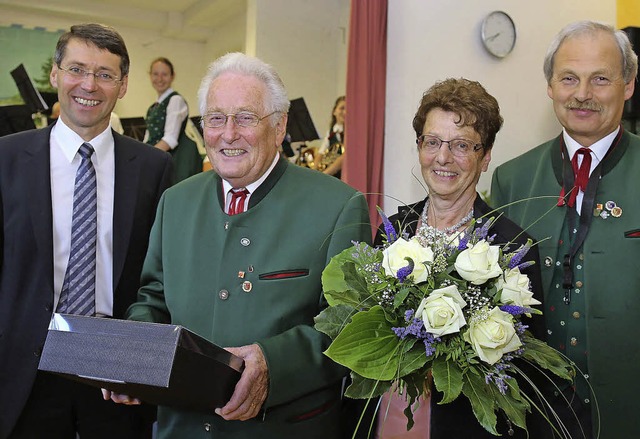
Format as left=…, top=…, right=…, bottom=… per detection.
left=543, top=20, right=638, bottom=84
left=197, top=52, right=290, bottom=126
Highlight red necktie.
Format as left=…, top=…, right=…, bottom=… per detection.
left=228, top=189, right=249, bottom=215
left=567, top=148, right=592, bottom=208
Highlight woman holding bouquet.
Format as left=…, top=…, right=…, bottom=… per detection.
left=368, top=78, right=550, bottom=439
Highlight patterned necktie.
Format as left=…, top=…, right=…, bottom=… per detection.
left=228, top=189, right=249, bottom=215
left=567, top=147, right=592, bottom=208
left=57, top=142, right=97, bottom=315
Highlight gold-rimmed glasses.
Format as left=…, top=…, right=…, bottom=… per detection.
left=58, top=65, right=122, bottom=88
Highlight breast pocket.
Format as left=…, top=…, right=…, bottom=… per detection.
left=259, top=269, right=310, bottom=280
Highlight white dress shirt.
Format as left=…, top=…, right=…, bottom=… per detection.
left=222, top=153, right=280, bottom=213
left=563, top=127, right=618, bottom=214
left=50, top=118, right=115, bottom=316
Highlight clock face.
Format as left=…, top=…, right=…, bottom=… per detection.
left=481, top=11, right=516, bottom=58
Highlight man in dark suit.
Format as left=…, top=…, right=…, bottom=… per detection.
left=0, top=23, right=173, bottom=438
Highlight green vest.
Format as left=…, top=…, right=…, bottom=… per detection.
left=491, top=130, right=640, bottom=438
left=146, top=92, right=202, bottom=184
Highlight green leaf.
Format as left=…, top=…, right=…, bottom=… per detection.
left=324, top=288, right=362, bottom=308
left=314, top=304, right=356, bottom=339
left=397, top=345, right=429, bottom=377
left=493, top=379, right=529, bottom=432
left=398, top=365, right=431, bottom=431
left=322, top=248, right=360, bottom=306
left=345, top=372, right=391, bottom=399
left=521, top=337, right=574, bottom=381
left=403, top=402, right=416, bottom=431
left=431, top=355, right=463, bottom=404
left=324, top=306, right=401, bottom=381
left=392, top=286, right=411, bottom=309
left=462, top=372, right=498, bottom=435
left=343, top=261, right=370, bottom=294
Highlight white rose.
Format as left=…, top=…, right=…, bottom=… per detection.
left=454, top=240, right=502, bottom=285
left=464, top=307, right=522, bottom=365
left=416, top=285, right=467, bottom=336
left=382, top=237, right=434, bottom=283
left=497, top=268, right=541, bottom=308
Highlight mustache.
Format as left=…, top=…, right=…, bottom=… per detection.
left=565, top=101, right=603, bottom=112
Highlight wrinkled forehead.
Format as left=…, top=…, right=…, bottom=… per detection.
left=555, top=32, right=623, bottom=75
left=206, top=72, right=268, bottom=113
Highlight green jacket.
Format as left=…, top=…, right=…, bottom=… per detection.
left=127, top=158, right=371, bottom=438
left=490, top=130, right=640, bottom=438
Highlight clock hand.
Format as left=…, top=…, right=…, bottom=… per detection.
left=486, top=32, right=501, bottom=42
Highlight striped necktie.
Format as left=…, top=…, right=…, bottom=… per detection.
left=228, top=189, right=249, bottom=215
left=56, top=142, right=97, bottom=316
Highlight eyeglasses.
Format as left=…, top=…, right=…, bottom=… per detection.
left=417, top=135, right=484, bottom=157
left=58, top=65, right=122, bottom=87
left=201, top=111, right=279, bottom=128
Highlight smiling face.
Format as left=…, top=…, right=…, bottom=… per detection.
left=150, top=60, right=174, bottom=96
left=204, top=72, right=287, bottom=188
left=419, top=108, right=491, bottom=203
left=333, top=99, right=346, bottom=125
left=547, top=31, right=634, bottom=146
left=50, top=38, right=127, bottom=141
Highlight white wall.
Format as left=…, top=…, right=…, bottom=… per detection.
left=0, top=0, right=349, bottom=126
left=0, top=8, right=208, bottom=118
left=383, top=0, right=616, bottom=214
left=250, top=0, right=349, bottom=144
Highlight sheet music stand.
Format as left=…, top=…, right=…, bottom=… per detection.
left=286, top=98, right=319, bottom=142
left=0, top=105, right=36, bottom=136
left=10, top=64, right=49, bottom=114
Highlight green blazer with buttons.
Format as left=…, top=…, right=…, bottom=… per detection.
left=490, top=129, right=640, bottom=439
left=127, top=157, right=371, bottom=439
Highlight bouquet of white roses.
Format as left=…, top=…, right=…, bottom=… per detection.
left=314, top=210, right=574, bottom=436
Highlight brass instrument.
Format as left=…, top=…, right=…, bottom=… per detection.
left=295, top=146, right=319, bottom=169
left=294, top=142, right=344, bottom=172
left=316, top=142, right=344, bottom=172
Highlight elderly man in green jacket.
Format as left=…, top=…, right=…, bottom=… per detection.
left=105, top=52, right=371, bottom=438
left=491, top=21, right=639, bottom=439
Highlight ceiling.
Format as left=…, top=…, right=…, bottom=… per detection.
left=0, top=0, right=247, bottom=43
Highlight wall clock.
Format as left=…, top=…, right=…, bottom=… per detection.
left=481, top=11, right=516, bottom=58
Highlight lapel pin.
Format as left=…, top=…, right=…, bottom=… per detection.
left=611, top=206, right=622, bottom=218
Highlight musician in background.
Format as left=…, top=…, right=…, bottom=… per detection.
left=317, top=95, right=345, bottom=178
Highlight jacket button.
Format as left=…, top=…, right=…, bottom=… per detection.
left=572, top=311, right=580, bottom=319
left=219, top=290, right=229, bottom=300
left=240, top=237, right=251, bottom=247
left=570, top=337, right=578, bottom=346
left=544, top=256, right=553, bottom=267
left=204, top=422, right=211, bottom=432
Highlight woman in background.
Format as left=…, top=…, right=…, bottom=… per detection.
left=317, top=95, right=345, bottom=178
left=145, top=57, right=202, bottom=183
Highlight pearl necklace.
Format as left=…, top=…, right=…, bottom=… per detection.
left=415, top=198, right=474, bottom=247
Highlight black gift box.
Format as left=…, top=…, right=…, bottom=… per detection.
left=38, top=314, right=244, bottom=413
